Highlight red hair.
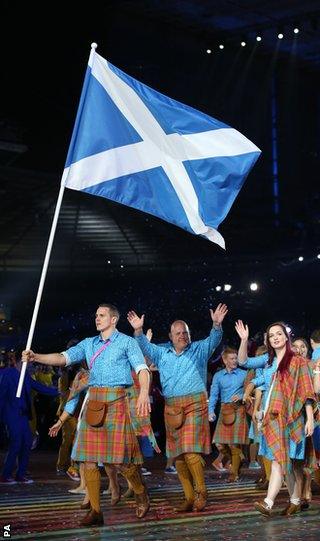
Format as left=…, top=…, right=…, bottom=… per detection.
left=266, top=322, right=294, bottom=377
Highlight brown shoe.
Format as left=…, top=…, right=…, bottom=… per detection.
left=175, top=499, right=194, bottom=512
left=300, top=499, right=310, bottom=511
left=254, top=500, right=272, bottom=516
left=134, top=488, right=150, bottom=519
left=192, top=490, right=207, bottom=512
left=281, top=503, right=301, bottom=516
left=80, top=501, right=91, bottom=510
left=80, top=509, right=104, bottom=526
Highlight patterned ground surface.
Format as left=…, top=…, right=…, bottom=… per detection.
left=1, top=452, right=320, bottom=540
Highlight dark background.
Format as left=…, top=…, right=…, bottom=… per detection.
left=1, top=1, right=319, bottom=351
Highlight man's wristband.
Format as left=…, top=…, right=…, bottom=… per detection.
left=57, top=418, right=64, bottom=426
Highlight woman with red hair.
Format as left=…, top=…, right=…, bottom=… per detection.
left=235, top=320, right=316, bottom=517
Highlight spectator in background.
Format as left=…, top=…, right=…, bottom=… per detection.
left=55, top=341, right=82, bottom=481
left=0, top=353, right=58, bottom=484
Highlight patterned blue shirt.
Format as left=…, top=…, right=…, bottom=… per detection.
left=208, top=367, right=247, bottom=415
left=62, top=330, right=147, bottom=387
left=242, top=354, right=277, bottom=410
left=312, top=347, right=320, bottom=362
left=135, top=327, right=222, bottom=398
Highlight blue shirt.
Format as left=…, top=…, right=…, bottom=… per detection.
left=63, top=330, right=147, bottom=387
left=135, top=327, right=222, bottom=398
left=208, top=367, right=247, bottom=415
left=312, top=347, right=320, bottom=362
left=0, top=367, right=58, bottom=422
left=242, top=354, right=277, bottom=410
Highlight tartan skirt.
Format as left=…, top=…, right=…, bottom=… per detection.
left=165, top=392, right=211, bottom=458
left=125, top=384, right=161, bottom=453
left=213, top=403, right=249, bottom=445
left=71, top=386, right=143, bottom=464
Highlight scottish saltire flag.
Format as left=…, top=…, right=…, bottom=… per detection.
left=62, top=44, right=261, bottom=248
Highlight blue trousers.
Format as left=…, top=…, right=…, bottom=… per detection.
left=2, top=412, right=33, bottom=479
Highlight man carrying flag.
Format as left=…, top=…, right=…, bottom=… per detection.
left=23, top=304, right=151, bottom=527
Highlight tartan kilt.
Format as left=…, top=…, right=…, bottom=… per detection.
left=165, top=392, right=211, bottom=458
left=125, top=384, right=161, bottom=453
left=213, top=403, right=249, bottom=445
left=71, top=387, right=143, bottom=464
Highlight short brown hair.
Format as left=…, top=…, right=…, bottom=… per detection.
left=98, top=303, right=120, bottom=323
left=311, top=329, right=320, bottom=343
left=222, top=347, right=237, bottom=360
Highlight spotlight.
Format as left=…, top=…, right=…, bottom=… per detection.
left=249, top=282, right=259, bottom=291
left=107, top=260, right=111, bottom=264
left=298, top=256, right=304, bottom=262
left=293, top=27, right=300, bottom=34
left=256, top=35, right=262, bottom=42
left=224, top=284, right=232, bottom=291
left=240, top=40, right=246, bottom=47
left=278, top=32, right=284, bottom=39
left=219, top=44, right=224, bottom=50
left=206, top=49, right=212, bottom=54
left=317, top=254, right=320, bottom=259
left=215, top=285, right=222, bottom=292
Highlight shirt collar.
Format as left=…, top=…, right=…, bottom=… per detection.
left=167, top=342, right=191, bottom=355
left=222, top=367, right=239, bottom=375
left=98, top=329, right=119, bottom=343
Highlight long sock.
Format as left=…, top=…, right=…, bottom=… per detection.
left=230, top=447, right=242, bottom=477
left=84, top=466, right=101, bottom=513
left=105, top=464, right=120, bottom=496
left=175, top=458, right=195, bottom=501
left=301, top=468, right=312, bottom=500
left=184, top=453, right=206, bottom=493
left=263, top=457, right=272, bottom=480
left=119, top=464, right=145, bottom=495
left=313, top=466, right=320, bottom=486
left=265, top=461, right=283, bottom=505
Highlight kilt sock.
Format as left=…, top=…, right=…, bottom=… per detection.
left=313, top=466, right=320, bottom=486
left=84, top=466, right=101, bottom=512
left=263, top=457, right=272, bottom=480
left=175, top=457, right=195, bottom=503
left=231, top=447, right=242, bottom=477
left=119, top=463, right=145, bottom=494
left=184, top=453, right=207, bottom=511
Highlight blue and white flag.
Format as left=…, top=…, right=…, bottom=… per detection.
left=62, top=44, right=261, bottom=248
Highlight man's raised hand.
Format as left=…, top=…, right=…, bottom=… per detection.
left=210, top=303, right=228, bottom=326
left=127, top=310, right=145, bottom=331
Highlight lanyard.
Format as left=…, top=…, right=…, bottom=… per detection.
left=89, top=340, right=111, bottom=369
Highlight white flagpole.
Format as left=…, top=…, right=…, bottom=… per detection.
left=16, top=182, right=66, bottom=397
left=16, top=42, right=99, bottom=397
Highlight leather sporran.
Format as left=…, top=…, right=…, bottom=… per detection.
left=85, top=400, right=107, bottom=428
left=221, top=403, right=236, bottom=426
left=164, top=405, right=185, bottom=430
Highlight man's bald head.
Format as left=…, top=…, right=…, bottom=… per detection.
left=169, top=320, right=191, bottom=353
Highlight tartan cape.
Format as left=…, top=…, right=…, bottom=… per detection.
left=262, top=356, right=317, bottom=470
